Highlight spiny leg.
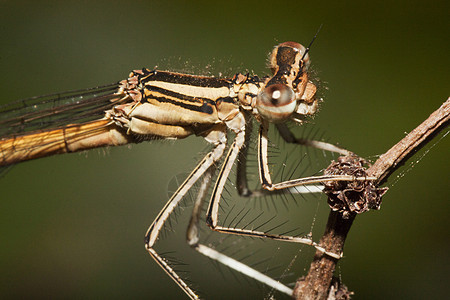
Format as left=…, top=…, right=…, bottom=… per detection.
left=144, top=129, right=226, bottom=300
left=240, top=120, right=375, bottom=257
left=205, top=123, right=340, bottom=259
left=186, top=162, right=293, bottom=296
left=259, top=121, right=376, bottom=192
left=276, top=122, right=352, bottom=156
left=206, top=118, right=376, bottom=259
left=234, top=120, right=365, bottom=198
left=236, top=112, right=253, bottom=197
left=186, top=165, right=216, bottom=248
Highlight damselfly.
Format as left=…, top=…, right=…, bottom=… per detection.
left=0, top=41, right=374, bottom=299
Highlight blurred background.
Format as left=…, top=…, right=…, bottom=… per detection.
left=0, top=1, right=448, bottom=299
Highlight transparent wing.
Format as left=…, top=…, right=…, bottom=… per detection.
left=0, top=83, right=122, bottom=138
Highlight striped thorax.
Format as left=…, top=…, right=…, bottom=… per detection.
left=109, top=42, right=318, bottom=139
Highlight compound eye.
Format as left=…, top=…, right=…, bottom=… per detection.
left=256, top=84, right=297, bottom=122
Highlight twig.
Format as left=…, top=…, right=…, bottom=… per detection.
left=368, top=98, right=449, bottom=184
left=293, top=98, right=449, bottom=300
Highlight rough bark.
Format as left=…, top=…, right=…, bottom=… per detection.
left=293, top=98, right=449, bottom=300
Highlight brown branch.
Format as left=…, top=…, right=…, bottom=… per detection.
left=293, top=98, right=449, bottom=300
left=368, top=98, right=449, bottom=184
left=293, top=212, right=355, bottom=300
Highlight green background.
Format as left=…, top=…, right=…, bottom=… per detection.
left=0, top=1, right=448, bottom=299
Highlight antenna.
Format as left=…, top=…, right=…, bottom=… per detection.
left=301, top=24, right=323, bottom=61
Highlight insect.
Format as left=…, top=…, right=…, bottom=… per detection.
left=0, top=40, right=373, bottom=299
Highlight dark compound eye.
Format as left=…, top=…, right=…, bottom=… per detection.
left=256, top=84, right=297, bottom=122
